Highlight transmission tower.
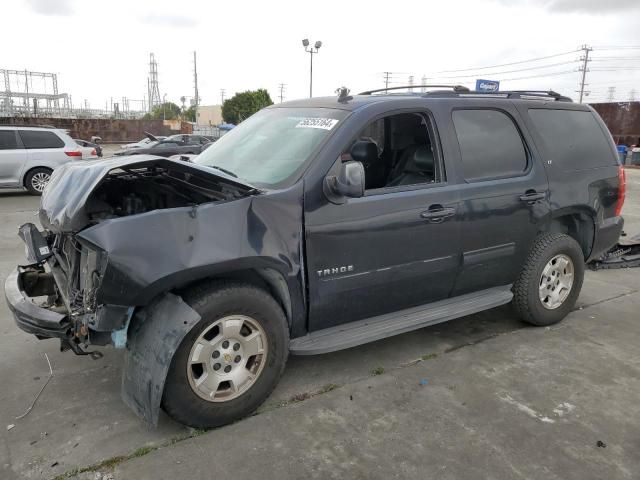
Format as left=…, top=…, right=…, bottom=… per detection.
left=278, top=83, right=286, bottom=103
left=147, top=53, right=162, bottom=112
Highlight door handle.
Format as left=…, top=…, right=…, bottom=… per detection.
left=519, top=191, right=546, bottom=204
left=420, top=205, right=457, bottom=223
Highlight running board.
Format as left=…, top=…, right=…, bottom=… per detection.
left=290, top=285, right=513, bottom=355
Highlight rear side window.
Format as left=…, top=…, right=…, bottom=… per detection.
left=528, top=109, right=616, bottom=170
left=18, top=130, right=65, bottom=149
left=453, top=109, right=527, bottom=181
left=0, top=130, right=19, bottom=150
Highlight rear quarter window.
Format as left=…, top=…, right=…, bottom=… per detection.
left=528, top=109, right=616, bottom=170
left=18, top=130, right=65, bottom=149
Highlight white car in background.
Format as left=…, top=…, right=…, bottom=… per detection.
left=121, top=132, right=166, bottom=150
left=0, top=125, right=91, bottom=195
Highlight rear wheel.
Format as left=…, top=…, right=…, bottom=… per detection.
left=162, top=282, right=289, bottom=428
left=513, top=233, right=585, bottom=326
left=24, top=167, right=52, bottom=195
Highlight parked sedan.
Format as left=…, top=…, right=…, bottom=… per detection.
left=74, top=139, right=102, bottom=157
left=121, top=133, right=167, bottom=150
left=114, top=138, right=210, bottom=158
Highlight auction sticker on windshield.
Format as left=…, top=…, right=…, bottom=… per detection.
left=295, top=118, right=339, bottom=130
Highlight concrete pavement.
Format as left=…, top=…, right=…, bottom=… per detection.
left=0, top=168, right=638, bottom=479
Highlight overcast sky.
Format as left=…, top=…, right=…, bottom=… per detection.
left=3, top=0, right=640, bottom=110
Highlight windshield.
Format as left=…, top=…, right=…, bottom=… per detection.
left=195, top=107, right=348, bottom=187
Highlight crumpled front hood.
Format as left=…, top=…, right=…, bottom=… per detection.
left=39, top=155, right=255, bottom=233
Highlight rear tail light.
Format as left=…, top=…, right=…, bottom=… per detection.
left=90, top=148, right=97, bottom=156
left=614, top=166, right=626, bottom=217
left=64, top=150, right=82, bottom=157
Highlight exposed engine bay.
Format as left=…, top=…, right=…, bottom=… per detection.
left=84, top=164, right=253, bottom=224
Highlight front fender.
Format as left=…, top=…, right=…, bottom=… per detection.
left=122, top=292, right=201, bottom=426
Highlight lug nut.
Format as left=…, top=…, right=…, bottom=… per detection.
left=212, top=351, right=220, bottom=358
left=224, top=365, right=232, bottom=373
left=222, top=340, right=229, bottom=348
left=233, top=343, right=240, bottom=351
left=213, top=363, right=221, bottom=371
left=234, top=355, right=241, bottom=363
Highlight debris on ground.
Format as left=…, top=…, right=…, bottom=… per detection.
left=597, top=440, right=607, bottom=448
left=15, top=353, right=54, bottom=420
left=6, top=424, right=15, bottom=431
left=419, top=379, right=429, bottom=386
left=589, top=232, right=640, bottom=270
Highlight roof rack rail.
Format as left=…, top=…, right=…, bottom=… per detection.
left=358, top=85, right=470, bottom=95
left=454, top=90, right=573, bottom=102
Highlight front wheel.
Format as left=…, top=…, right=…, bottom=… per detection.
left=162, top=282, right=289, bottom=428
left=513, top=233, right=585, bottom=326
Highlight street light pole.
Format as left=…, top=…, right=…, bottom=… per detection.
left=302, top=39, right=322, bottom=98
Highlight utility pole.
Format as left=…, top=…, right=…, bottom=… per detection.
left=607, top=86, right=616, bottom=102
left=630, top=89, right=637, bottom=102
left=193, top=51, right=199, bottom=124
left=383, top=72, right=391, bottom=91
left=408, top=75, right=414, bottom=92
left=220, top=89, right=226, bottom=105
left=421, top=75, right=427, bottom=93
left=577, top=44, right=592, bottom=104
left=278, top=83, right=286, bottom=103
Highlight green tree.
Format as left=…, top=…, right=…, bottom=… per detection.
left=183, top=105, right=197, bottom=122
left=143, top=102, right=182, bottom=120
left=222, top=89, right=273, bottom=124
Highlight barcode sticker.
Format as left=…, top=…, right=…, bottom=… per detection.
left=39, top=246, right=50, bottom=255
left=295, top=118, right=339, bottom=130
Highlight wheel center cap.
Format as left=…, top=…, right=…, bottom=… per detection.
left=223, top=353, right=233, bottom=363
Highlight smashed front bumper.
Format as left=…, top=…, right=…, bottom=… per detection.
left=5, top=267, right=70, bottom=339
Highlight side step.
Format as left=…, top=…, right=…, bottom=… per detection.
left=290, top=285, right=513, bottom=355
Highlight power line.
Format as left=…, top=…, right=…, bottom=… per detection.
left=431, top=60, right=578, bottom=80
left=500, top=69, right=577, bottom=82
left=431, top=49, right=578, bottom=74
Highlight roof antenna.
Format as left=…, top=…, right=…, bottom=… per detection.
left=336, top=86, right=352, bottom=103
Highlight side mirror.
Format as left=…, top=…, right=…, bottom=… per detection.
left=326, top=160, right=365, bottom=199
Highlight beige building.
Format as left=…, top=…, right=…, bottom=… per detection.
left=196, top=105, right=223, bottom=126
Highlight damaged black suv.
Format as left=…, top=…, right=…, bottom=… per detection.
left=5, top=86, right=625, bottom=428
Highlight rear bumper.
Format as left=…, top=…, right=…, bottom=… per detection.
left=589, top=216, right=624, bottom=261
left=4, top=268, right=70, bottom=339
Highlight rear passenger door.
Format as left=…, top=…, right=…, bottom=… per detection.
left=0, top=129, right=27, bottom=187
left=448, top=106, right=550, bottom=295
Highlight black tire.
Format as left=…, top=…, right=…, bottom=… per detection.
left=162, top=281, right=289, bottom=428
left=24, top=167, right=53, bottom=196
left=513, top=233, right=585, bottom=326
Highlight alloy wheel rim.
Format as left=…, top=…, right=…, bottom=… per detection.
left=187, top=315, right=268, bottom=402
left=538, top=254, right=574, bottom=310
left=31, top=172, right=50, bottom=192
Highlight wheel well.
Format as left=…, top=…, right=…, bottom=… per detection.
left=22, top=166, right=52, bottom=187
left=175, top=268, right=293, bottom=327
left=544, top=213, right=594, bottom=258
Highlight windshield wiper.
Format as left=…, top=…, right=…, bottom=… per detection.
left=209, top=165, right=238, bottom=178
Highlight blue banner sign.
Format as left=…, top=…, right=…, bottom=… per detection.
left=476, top=79, right=500, bottom=92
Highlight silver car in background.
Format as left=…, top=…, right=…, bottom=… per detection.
left=0, top=125, right=94, bottom=195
